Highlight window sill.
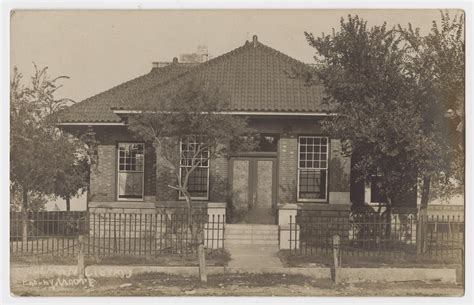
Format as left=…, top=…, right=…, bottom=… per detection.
left=89, top=201, right=155, bottom=209
left=297, top=199, right=328, bottom=203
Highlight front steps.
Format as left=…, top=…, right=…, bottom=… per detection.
left=225, top=224, right=279, bottom=246
left=224, top=224, right=283, bottom=270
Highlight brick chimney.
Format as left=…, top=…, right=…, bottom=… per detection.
left=253, top=35, right=258, bottom=47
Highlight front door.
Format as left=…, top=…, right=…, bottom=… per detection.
left=230, top=157, right=277, bottom=224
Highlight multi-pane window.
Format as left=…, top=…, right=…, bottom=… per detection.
left=179, top=140, right=209, bottom=199
left=298, top=136, right=328, bottom=201
left=117, top=143, right=145, bottom=200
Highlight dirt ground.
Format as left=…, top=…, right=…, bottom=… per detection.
left=11, top=272, right=464, bottom=297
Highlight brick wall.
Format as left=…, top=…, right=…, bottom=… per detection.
left=89, top=127, right=156, bottom=202
left=278, top=135, right=298, bottom=203
left=209, top=156, right=229, bottom=202
left=90, top=145, right=116, bottom=202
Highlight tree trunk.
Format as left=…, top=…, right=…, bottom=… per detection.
left=419, top=175, right=431, bottom=211
left=384, top=197, right=392, bottom=240
left=183, top=191, right=197, bottom=245
left=417, top=175, right=431, bottom=254
left=21, top=189, right=28, bottom=243
left=66, top=196, right=71, bottom=212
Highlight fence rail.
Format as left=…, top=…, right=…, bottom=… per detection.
left=10, top=209, right=225, bottom=258
left=289, top=211, right=464, bottom=260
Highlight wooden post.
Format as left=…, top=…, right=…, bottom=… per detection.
left=198, top=244, right=207, bottom=283
left=416, top=214, right=424, bottom=255
left=333, top=234, right=341, bottom=284
left=77, top=235, right=85, bottom=279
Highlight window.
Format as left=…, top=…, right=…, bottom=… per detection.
left=117, top=143, right=145, bottom=200
left=298, top=136, right=328, bottom=201
left=179, top=139, right=209, bottom=200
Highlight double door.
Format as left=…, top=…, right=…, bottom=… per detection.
left=230, top=157, right=277, bottom=224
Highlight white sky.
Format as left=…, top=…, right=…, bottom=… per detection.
left=10, top=9, right=456, bottom=103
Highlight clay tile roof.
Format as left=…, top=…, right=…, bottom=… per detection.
left=59, top=38, right=327, bottom=123
left=58, top=63, right=197, bottom=123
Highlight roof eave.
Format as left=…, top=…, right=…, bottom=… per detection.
left=112, top=109, right=336, bottom=116
left=57, top=122, right=126, bottom=126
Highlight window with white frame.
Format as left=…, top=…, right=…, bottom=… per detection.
left=179, top=139, right=209, bottom=200
left=117, top=143, right=144, bottom=200
left=298, top=136, right=328, bottom=201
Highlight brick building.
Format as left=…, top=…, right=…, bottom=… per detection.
left=58, top=36, right=405, bottom=246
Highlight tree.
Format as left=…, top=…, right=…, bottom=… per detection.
left=10, top=65, right=89, bottom=240
left=304, top=12, right=464, bottom=217
left=305, top=15, right=419, bottom=215
left=10, top=188, right=47, bottom=212
left=398, top=11, right=465, bottom=208
left=128, top=78, right=255, bottom=244
left=52, top=147, right=89, bottom=211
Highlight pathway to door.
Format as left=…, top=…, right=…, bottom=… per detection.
left=225, top=224, right=283, bottom=270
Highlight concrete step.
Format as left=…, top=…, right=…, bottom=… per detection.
left=225, top=229, right=279, bottom=235
left=225, top=224, right=278, bottom=235
left=226, top=224, right=278, bottom=230
left=225, top=239, right=279, bottom=246
left=225, top=245, right=279, bottom=256
left=224, top=224, right=279, bottom=245
left=224, top=232, right=278, bottom=240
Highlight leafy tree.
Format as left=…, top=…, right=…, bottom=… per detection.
left=10, top=65, right=89, bottom=240
left=128, top=78, right=255, bottom=242
left=398, top=11, right=465, bottom=207
left=52, top=146, right=90, bottom=211
left=304, top=12, right=464, bottom=216
left=10, top=188, right=48, bottom=212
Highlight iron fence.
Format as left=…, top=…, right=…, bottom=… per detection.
left=10, top=209, right=225, bottom=258
left=289, top=210, right=464, bottom=259
left=10, top=211, right=87, bottom=256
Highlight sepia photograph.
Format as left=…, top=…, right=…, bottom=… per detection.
left=5, top=5, right=467, bottom=301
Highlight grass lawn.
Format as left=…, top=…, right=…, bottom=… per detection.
left=278, top=249, right=463, bottom=269
left=11, top=272, right=463, bottom=297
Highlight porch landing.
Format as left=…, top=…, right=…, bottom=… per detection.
left=225, top=224, right=283, bottom=269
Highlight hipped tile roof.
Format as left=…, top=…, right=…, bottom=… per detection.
left=59, top=38, right=327, bottom=123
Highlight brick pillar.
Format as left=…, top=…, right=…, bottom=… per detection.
left=278, top=134, right=298, bottom=203
left=209, top=156, right=229, bottom=202
left=90, top=144, right=116, bottom=202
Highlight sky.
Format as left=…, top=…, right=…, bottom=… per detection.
left=10, top=9, right=461, bottom=210
left=10, top=9, right=457, bottom=103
